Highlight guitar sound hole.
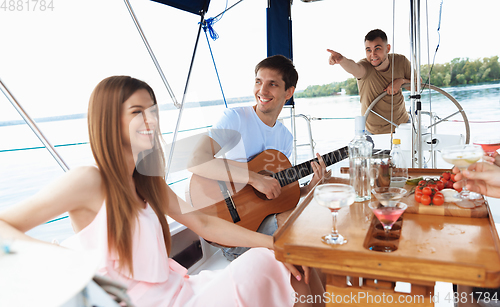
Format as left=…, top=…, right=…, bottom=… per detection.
left=254, top=170, right=276, bottom=200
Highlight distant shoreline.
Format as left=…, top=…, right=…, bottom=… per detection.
left=0, top=96, right=254, bottom=127
left=2, top=80, right=499, bottom=127
left=296, top=56, right=500, bottom=98
left=295, top=80, right=500, bottom=99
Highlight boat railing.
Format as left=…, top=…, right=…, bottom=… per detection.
left=279, top=113, right=315, bottom=165
left=0, top=125, right=213, bottom=230
left=0, top=78, right=70, bottom=172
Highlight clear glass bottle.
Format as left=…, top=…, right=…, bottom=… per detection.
left=390, top=138, right=408, bottom=187
left=349, top=116, right=372, bottom=202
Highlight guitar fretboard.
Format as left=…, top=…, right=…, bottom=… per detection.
left=272, top=146, right=349, bottom=187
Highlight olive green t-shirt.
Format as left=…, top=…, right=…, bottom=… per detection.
left=357, top=53, right=411, bottom=134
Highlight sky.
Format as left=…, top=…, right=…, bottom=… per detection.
left=0, top=0, right=499, bottom=122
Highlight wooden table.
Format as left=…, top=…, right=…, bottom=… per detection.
left=274, top=169, right=500, bottom=306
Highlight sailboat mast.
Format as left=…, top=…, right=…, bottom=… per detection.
left=410, top=0, right=423, bottom=167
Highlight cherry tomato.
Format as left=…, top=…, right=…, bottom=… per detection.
left=422, top=187, right=433, bottom=196
left=445, top=180, right=454, bottom=189
left=436, top=181, right=444, bottom=191
left=415, top=192, right=422, bottom=203
left=440, top=177, right=448, bottom=184
left=421, top=194, right=431, bottom=206
left=450, top=174, right=456, bottom=182
left=442, top=172, right=451, bottom=181
left=433, top=193, right=444, bottom=206
left=415, top=188, right=423, bottom=195
left=418, top=180, right=427, bottom=186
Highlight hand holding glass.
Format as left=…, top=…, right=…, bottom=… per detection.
left=441, top=144, right=483, bottom=200
left=314, top=184, right=355, bottom=245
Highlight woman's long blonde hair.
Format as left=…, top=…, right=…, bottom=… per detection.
left=88, top=76, right=171, bottom=276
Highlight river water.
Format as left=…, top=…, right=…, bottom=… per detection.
left=0, top=82, right=499, bottom=241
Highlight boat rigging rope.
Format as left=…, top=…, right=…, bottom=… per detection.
left=425, top=0, right=434, bottom=157
left=201, top=1, right=227, bottom=108
left=404, top=0, right=443, bottom=166
left=420, top=0, right=443, bottom=95
left=202, top=31, right=227, bottom=107
left=200, top=0, right=234, bottom=108
left=201, top=0, right=228, bottom=41
left=421, top=0, right=442, bottom=164
left=390, top=0, right=395, bottom=146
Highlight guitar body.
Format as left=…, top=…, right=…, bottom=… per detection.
left=187, top=150, right=301, bottom=232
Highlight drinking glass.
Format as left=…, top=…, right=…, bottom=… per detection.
left=314, top=184, right=355, bottom=245
left=473, top=137, right=500, bottom=157
left=472, top=122, right=500, bottom=157
left=441, top=144, right=483, bottom=200
left=368, top=201, right=407, bottom=252
left=368, top=201, right=407, bottom=232
left=370, top=154, right=391, bottom=189
left=371, top=187, right=408, bottom=207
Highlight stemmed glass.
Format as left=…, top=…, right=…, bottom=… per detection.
left=472, top=122, right=500, bottom=157
left=441, top=144, right=483, bottom=200
left=368, top=201, right=407, bottom=252
left=473, top=137, right=500, bottom=157
left=368, top=202, right=407, bottom=232
left=314, top=184, right=355, bottom=245
left=371, top=187, right=408, bottom=207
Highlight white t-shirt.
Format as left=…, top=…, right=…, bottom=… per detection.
left=210, top=106, right=293, bottom=162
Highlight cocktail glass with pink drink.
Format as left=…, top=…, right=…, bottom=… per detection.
left=368, top=201, right=407, bottom=233
left=473, top=137, right=500, bottom=157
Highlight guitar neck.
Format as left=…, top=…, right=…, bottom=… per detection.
left=273, top=146, right=349, bottom=187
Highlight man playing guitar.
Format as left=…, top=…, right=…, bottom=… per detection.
left=188, top=55, right=327, bottom=261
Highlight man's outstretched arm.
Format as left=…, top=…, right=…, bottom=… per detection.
left=327, top=49, right=366, bottom=79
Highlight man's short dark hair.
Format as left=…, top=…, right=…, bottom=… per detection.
left=365, top=29, right=388, bottom=43
left=255, top=54, right=298, bottom=90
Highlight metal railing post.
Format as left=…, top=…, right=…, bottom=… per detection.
left=0, top=78, right=69, bottom=172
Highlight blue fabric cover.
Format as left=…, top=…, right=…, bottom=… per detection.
left=150, top=0, right=210, bottom=16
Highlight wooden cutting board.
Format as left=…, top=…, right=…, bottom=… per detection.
left=403, top=168, right=488, bottom=218
left=402, top=191, right=488, bottom=218
left=340, top=167, right=489, bottom=218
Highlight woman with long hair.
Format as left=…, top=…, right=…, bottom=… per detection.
left=0, top=76, right=323, bottom=307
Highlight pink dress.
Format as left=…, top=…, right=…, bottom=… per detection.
left=62, top=203, right=294, bottom=307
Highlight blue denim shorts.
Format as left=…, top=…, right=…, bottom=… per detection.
left=219, top=214, right=278, bottom=261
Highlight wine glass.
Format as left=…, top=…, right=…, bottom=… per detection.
left=473, top=137, right=500, bottom=157
left=472, top=122, right=500, bottom=157
left=371, top=187, right=408, bottom=207
left=368, top=201, right=407, bottom=252
left=314, top=183, right=355, bottom=245
left=441, top=144, right=483, bottom=200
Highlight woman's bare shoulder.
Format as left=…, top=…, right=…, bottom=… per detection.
left=69, top=165, right=102, bottom=182
left=0, top=166, right=106, bottom=233
left=46, top=166, right=105, bottom=208
left=62, top=166, right=103, bottom=190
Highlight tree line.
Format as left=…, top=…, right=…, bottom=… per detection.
left=295, top=56, right=500, bottom=98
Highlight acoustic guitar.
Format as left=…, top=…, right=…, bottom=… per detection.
left=187, top=146, right=349, bottom=231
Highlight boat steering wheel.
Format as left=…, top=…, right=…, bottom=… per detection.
left=363, top=83, right=470, bottom=144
